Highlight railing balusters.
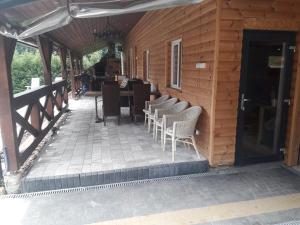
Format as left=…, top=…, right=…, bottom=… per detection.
left=31, top=102, right=41, bottom=132
left=46, top=94, right=54, bottom=119
left=13, top=80, right=68, bottom=166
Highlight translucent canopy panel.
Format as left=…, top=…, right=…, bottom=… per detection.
left=17, top=0, right=203, bottom=39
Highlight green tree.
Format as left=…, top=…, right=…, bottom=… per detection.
left=11, top=43, right=62, bottom=94
left=82, top=48, right=108, bottom=70
left=11, top=42, right=108, bottom=94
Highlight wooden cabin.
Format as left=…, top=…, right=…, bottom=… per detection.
left=0, top=0, right=299, bottom=176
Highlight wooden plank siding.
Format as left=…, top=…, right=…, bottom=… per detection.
left=213, top=0, right=300, bottom=166
left=124, top=0, right=300, bottom=166
left=124, top=0, right=218, bottom=160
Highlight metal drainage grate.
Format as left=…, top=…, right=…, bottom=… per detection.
left=274, top=220, right=300, bottom=225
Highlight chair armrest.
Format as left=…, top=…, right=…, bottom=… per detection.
left=156, top=108, right=173, bottom=118
left=163, top=113, right=183, bottom=130
left=173, top=119, right=198, bottom=138
left=149, top=102, right=165, bottom=114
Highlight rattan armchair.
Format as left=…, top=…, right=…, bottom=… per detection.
left=143, top=95, right=169, bottom=125
left=147, top=98, right=178, bottom=133
left=162, top=106, right=202, bottom=162
left=153, top=101, right=189, bottom=143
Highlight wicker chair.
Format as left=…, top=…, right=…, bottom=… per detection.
left=147, top=98, right=178, bottom=133
left=143, top=95, right=169, bottom=125
left=154, top=101, right=189, bottom=143
left=131, top=83, right=151, bottom=122
left=102, top=84, right=121, bottom=126
left=162, top=106, right=202, bottom=162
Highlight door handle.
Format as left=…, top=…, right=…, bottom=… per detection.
left=283, top=99, right=291, bottom=106
left=241, top=94, right=251, bottom=111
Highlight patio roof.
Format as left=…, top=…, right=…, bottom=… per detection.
left=0, top=0, right=203, bottom=55
left=0, top=1, right=144, bottom=54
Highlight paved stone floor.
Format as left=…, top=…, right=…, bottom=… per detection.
left=1, top=163, right=300, bottom=225
left=26, top=97, right=205, bottom=179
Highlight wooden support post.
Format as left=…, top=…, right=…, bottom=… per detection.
left=75, top=58, right=79, bottom=75
left=0, top=35, right=18, bottom=171
left=58, top=47, right=68, bottom=105
left=286, top=58, right=300, bottom=166
left=59, top=47, right=67, bottom=80
left=37, top=36, right=53, bottom=85
left=79, top=57, right=83, bottom=73
left=69, top=51, right=76, bottom=98
left=37, top=36, right=54, bottom=118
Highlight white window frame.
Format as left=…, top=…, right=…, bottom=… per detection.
left=171, top=39, right=182, bottom=89
left=146, top=50, right=150, bottom=80
left=120, top=51, right=125, bottom=75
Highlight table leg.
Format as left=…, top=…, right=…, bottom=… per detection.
left=95, top=96, right=102, bottom=123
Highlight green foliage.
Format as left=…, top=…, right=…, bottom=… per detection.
left=82, top=48, right=108, bottom=70
left=11, top=49, right=43, bottom=94
left=11, top=43, right=62, bottom=94
left=51, top=53, right=61, bottom=79
left=11, top=43, right=109, bottom=94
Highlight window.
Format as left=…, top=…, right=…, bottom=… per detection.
left=143, top=50, right=150, bottom=80
left=171, top=39, right=182, bottom=89
left=129, top=48, right=134, bottom=78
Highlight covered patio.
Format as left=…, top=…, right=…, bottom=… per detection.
left=0, top=0, right=300, bottom=195
left=21, top=97, right=207, bottom=192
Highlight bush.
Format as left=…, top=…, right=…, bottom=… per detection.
left=11, top=43, right=108, bottom=94
left=11, top=44, right=62, bottom=94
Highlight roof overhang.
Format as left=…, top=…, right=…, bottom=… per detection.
left=0, top=0, right=204, bottom=54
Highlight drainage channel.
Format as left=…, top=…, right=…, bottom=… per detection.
left=1, top=171, right=225, bottom=199
left=0, top=162, right=284, bottom=199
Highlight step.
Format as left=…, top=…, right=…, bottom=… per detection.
left=21, top=160, right=209, bottom=193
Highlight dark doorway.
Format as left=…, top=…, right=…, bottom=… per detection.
left=235, top=30, right=296, bottom=165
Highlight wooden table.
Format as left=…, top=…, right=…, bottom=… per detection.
left=85, top=91, right=134, bottom=123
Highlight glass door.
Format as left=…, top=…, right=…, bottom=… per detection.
left=235, top=30, right=296, bottom=165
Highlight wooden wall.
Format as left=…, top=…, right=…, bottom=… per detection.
left=124, top=0, right=300, bottom=166
left=213, top=0, right=300, bottom=166
left=124, top=0, right=218, bottom=161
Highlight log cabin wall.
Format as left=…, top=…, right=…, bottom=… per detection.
left=124, top=0, right=300, bottom=167
left=213, top=0, right=300, bottom=166
left=124, top=0, right=218, bottom=161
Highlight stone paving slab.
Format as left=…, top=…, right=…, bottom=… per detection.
left=21, top=97, right=208, bottom=192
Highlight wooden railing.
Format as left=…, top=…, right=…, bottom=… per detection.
left=13, top=80, right=68, bottom=166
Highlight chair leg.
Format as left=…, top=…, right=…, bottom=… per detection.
left=144, top=114, right=147, bottom=126
left=104, top=116, right=106, bottom=126
left=172, top=136, right=176, bottom=162
left=148, top=117, right=151, bottom=133
left=161, top=127, right=164, bottom=147
left=153, top=121, right=156, bottom=139
left=163, top=131, right=167, bottom=152
left=155, top=124, right=158, bottom=141
left=191, top=136, right=200, bottom=159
